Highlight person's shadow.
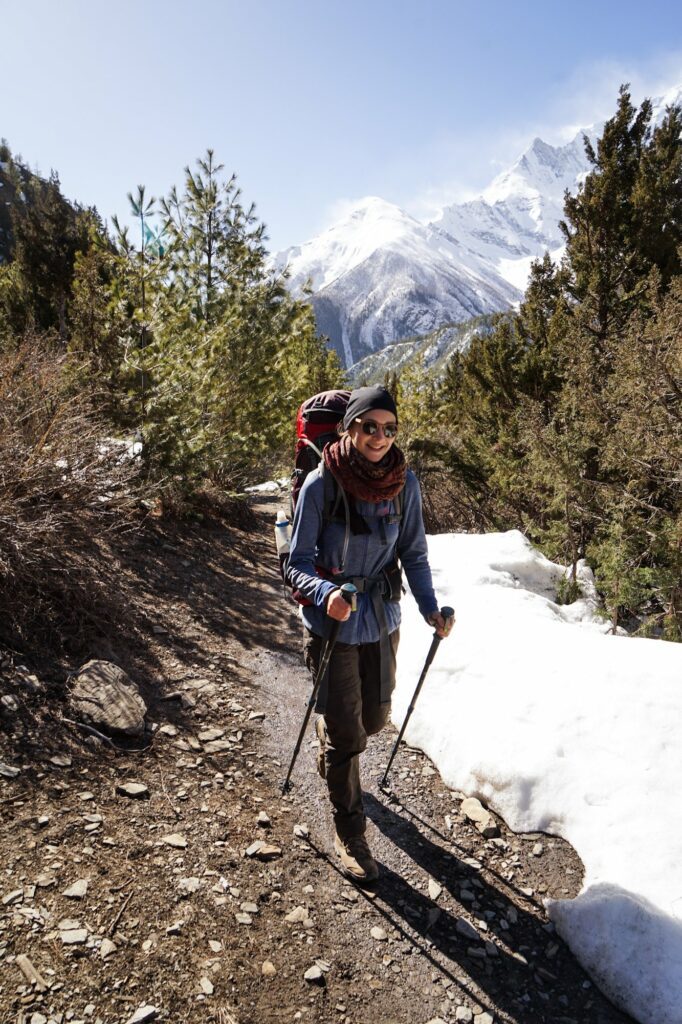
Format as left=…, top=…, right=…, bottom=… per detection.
left=361, top=791, right=634, bottom=1024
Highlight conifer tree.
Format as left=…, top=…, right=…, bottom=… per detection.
left=425, top=88, right=681, bottom=636
left=1, top=156, right=87, bottom=340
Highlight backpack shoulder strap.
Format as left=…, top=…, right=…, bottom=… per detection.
left=319, top=462, right=351, bottom=574
left=383, top=485, right=403, bottom=529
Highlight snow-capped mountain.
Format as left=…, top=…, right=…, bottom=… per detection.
left=433, top=132, right=593, bottom=293
left=273, top=197, right=519, bottom=367
left=275, top=83, right=682, bottom=368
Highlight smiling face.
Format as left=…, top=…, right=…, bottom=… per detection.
left=348, top=408, right=399, bottom=463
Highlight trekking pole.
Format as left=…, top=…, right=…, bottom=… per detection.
left=380, top=606, right=454, bottom=790
left=282, top=583, right=357, bottom=794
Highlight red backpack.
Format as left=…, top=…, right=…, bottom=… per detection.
left=291, top=389, right=351, bottom=512
left=281, top=389, right=404, bottom=607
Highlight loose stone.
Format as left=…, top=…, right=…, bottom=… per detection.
left=245, top=841, right=281, bottom=860
left=304, top=965, right=325, bottom=985
left=203, top=739, right=232, bottom=754
left=127, top=1007, right=158, bottom=1024
left=15, top=954, right=49, bottom=991
left=285, top=906, right=309, bottom=924
left=100, top=938, right=117, bottom=959
left=461, top=796, right=499, bottom=838
left=199, top=976, right=214, bottom=995
left=198, top=727, right=225, bottom=742
left=370, top=926, right=388, bottom=941
left=428, top=879, right=442, bottom=900
left=62, top=879, right=89, bottom=899
left=178, top=877, right=201, bottom=895
left=116, top=783, right=150, bottom=799
left=50, top=754, right=72, bottom=767
left=262, top=960, right=277, bottom=976
left=161, top=833, right=187, bottom=848
left=455, top=917, right=480, bottom=942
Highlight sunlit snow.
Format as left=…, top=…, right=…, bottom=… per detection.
left=396, top=530, right=682, bottom=1024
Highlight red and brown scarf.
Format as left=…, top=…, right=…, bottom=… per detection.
left=323, top=433, right=406, bottom=504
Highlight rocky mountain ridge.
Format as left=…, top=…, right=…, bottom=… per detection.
left=275, top=83, right=682, bottom=368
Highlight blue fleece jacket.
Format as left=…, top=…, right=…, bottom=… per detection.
left=287, top=466, right=439, bottom=643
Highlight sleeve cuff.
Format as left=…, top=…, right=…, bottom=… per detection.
left=314, top=580, right=336, bottom=609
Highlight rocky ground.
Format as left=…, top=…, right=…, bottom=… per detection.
left=0, top=492, right=635, bottom=1024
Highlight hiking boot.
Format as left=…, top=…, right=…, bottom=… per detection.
left=315, top=717, right=327, bottom=779
left=334, top=832, right=379, bottom=882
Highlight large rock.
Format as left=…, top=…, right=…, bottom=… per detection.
left=461, top=796, right=500, bottom=838
left=69, top=660, right=147, bottom=737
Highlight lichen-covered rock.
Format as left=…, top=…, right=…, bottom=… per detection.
left=69, top=660, right=147, bottom=737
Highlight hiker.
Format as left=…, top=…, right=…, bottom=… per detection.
left=287, top=385, right=453, bottom=882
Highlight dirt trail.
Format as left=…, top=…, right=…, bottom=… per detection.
left=0, top=492, right=634, bottom=1024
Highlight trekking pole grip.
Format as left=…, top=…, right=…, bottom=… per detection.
left=439, top=605, right=455, bottom=636
left=340, top=582, right=357, bottom=612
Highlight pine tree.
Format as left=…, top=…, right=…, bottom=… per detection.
left=10, top=170, right=87, bottom=340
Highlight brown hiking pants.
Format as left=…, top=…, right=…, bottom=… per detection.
left=303, top=628, right=400, bottom=838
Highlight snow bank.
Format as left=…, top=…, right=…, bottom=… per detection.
left=244, top=478, right=287, bottom=494
left=395, top=530, right=682, bottom=1024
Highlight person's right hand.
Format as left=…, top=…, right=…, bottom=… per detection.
left=327, top=588, right=352, bottom=621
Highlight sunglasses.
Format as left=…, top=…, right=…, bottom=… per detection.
left=356, top=418, right=399, bottom=439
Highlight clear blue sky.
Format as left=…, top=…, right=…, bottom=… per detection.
left=2, top=0, right=681, bottom=252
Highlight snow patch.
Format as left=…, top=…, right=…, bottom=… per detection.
left=397, top=529, right=682, bottom=1024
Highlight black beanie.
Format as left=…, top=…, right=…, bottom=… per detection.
left=342, top=385, right=398, bottom=430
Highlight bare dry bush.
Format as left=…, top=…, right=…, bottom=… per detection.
left=0, top=340, right=144, bottom=662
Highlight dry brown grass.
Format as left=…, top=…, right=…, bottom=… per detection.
left=0, top=340, right=144, bottom=663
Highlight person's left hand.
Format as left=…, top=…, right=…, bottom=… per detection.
left=428, top=609, right=455, bottom=638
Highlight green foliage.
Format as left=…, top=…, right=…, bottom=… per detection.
left=0, top=142, right=341, bottom=496
left=130, top=151, right=342, bottom=488
left=422, top=87, right=682, bottom=638
left=0, top=146, right=89, bottom=341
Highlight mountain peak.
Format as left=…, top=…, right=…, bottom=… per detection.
left=345, top=195, right=404, bottom=215
left=329, top=195, right=418, bottom=231
left=273, top=196, right=422, bottom=298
